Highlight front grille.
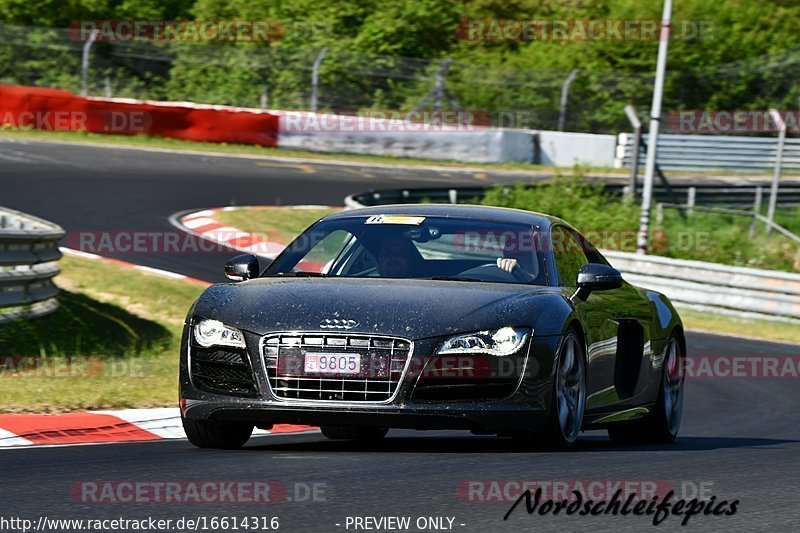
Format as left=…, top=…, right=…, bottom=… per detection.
left=190, top=346, right=258, bottom=397
left=262, top=333, right=412, bottom=403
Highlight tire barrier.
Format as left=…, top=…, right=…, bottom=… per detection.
left=0, top=206, right=65, bottom=324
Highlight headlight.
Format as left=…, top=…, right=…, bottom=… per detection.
left=193, top=318, right=246, bottom=349
left=437, top=327, right=530, bottom=357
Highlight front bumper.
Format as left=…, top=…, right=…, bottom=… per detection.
left=179, top=327, right=561, bottom=433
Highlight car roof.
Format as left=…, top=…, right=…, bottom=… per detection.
left=323, top=204, right=564, bottom=228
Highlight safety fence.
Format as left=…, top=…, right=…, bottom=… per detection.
left=0, top=207, right=64, bottom=324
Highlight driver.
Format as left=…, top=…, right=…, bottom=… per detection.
left=495, top=247, right=537, bottom=282
left=376, top=235, right=416, bottom=278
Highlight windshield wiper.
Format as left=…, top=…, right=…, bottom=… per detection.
left=427, top=276, right=483, bottom=282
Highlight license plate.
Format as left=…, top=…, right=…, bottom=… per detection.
left=304, top=353, right=361, bottom=375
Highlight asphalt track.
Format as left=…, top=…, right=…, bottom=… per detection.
left=1, top=138, right=799, bottom=532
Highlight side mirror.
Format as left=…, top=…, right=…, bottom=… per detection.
left=572, top=263, right=623, bottom=301
left=224, top=254, right=261, bottom=282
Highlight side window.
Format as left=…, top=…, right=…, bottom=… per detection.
left=551, top=226, right=588, bottom=286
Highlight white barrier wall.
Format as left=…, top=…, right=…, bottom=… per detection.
left=536, top=130, right=617, bottom=167
left=276, top=111, right=616, bottom=167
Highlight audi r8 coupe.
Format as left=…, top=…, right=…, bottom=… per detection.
left=179, top=205, right=686, bottom=450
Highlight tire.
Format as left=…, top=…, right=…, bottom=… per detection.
left=514, top=329, right=587, bottom=451
left=182, top=417, right=253, bottom=449
left=320, top=426, right=388, bottom=441
left=608, top=334, right=685, bottom=444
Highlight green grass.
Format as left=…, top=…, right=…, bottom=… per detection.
left=679, top=310, right=800, bottom=345
left=0, top=255, right=206, bottom=413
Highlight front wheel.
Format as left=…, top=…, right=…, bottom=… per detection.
left=608, top=335, right=684, bottom=444
left=182, top=417, right=253, bottom=449
left=515, top=329, right=586, bottom=450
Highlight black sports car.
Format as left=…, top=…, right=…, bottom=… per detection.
left=180, top=204, right=685, bottom=450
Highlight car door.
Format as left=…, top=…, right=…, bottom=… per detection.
left=550, top=226, right=652, bottom=413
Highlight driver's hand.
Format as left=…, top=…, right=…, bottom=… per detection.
left=496, top=257, right=518, bottom=273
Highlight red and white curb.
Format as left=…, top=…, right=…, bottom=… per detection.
left=174, top=205, right=339, bottom=259
left=0, top=408, right=316, bottom=448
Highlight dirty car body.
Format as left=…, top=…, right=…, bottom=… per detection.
left=179, top=205, right=686, bottom=449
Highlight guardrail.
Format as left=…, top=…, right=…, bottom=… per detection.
left=604, top=251, right=800, bottom=322
left=0, top=207, right=64, bottom=324
left=346, top=188, right=800, bottom=322
left=615, top=133, right=800, bottom=173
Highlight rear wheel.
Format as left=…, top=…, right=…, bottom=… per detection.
left=608, top=335, right=684, bottom=444
left=182, top=417, right=253, bottom=449
left=321, top=426, right=388, bottom=441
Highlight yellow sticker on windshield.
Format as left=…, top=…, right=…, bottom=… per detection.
left=364, top=215, right=426, bottom=225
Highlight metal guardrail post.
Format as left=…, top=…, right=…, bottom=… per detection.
left=624, top=105, right=642, bottom=198
left=407, top=58, right=461, bottom=123
left=637, top=0, right=672, bottom=254
left=558, top=69, right=579, bottom=132
left=260, top=84, right=269, bottom=110
left=687, top=187, right=696, bottom=215
left=767, top=109, right=787, bottom=233
left=310, top=47, right=328, bottom=112
left=80, top=29, right=99, bottom=97
left=749, top=186, right=763, bottom=239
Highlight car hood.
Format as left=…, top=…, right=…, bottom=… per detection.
left=192, top=277, right=569, bottom=339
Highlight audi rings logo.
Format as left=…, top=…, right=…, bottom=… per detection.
left=320, top=319, right=359, bottom=330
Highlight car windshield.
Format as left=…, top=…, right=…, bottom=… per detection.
left=264, top=215, right=547, bottom=285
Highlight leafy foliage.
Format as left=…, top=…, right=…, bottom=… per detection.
left=4, top=0, right=800, bottom=130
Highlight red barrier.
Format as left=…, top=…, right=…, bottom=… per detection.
left=0, top=85, right=278, bottom=147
